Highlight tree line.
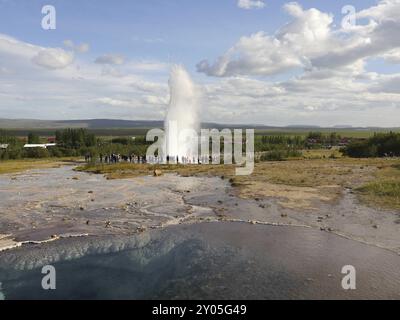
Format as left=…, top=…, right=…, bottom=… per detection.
left=1, top=129, right=400, bottom=160
left=343, top=132, right=400, bottom=158
left=0, top=128, right=150, bottom=160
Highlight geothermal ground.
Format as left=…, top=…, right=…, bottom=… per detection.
left=0, top=163, right=399, bottom=299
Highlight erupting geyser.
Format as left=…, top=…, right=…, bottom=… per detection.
left=165, top=65, right=200, bottom=162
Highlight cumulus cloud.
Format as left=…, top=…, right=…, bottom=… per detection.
left=198, top=1, right=400, bottom=77
left=198, top=2, right=334, bottom=76
left=32, top=48, right=74, bottom=69
left=311, top=20, right=400, bottom=69
left=0, top=35, right=75, bottom=71
left=95, top=54, right=125, bottom=65
left=237, top=0, right=265, bottom=10
left=197, top=32, right=303, bottom=76
left=0, top=33, right=168, bottom=120
left=357, top=0, right=400, bottom=22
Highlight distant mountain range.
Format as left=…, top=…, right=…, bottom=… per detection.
left=0, top=118, right=164, bottom=129
left=0, top=118, right=397, bottom=130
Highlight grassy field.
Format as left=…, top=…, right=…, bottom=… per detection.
left=301, top=148, right=343, bottom=159
left=357, top=163, right=400, bottom=209
left=0, top=158, right=80, bottom=175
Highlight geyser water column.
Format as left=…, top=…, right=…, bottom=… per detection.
left=165, top=65, right=200, bottom=162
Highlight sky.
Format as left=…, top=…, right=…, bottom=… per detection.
left=0, top=0, right=400, bottom=126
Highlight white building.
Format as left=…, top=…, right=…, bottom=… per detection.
left=23, top=143, right=57, bottom=149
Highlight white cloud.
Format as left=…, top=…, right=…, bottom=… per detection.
left=0, top=33, right=168, bottom=120
left=197, top=32, right=303, bottom=76
left=95, top=54, right=125, bottom=65
left=96, top=97, right=131, bottom=107
left=198, top=1, right=400, bottom=77
left=198, top=2, right=334, bottom=76
left=357, top=0, right=400, bottom=22
left=32, top=48, right=74, bottom=69
left=198, top=72, right=400, bottom=127
left=0, top=34, right=75, bottom=71
left=237, top=0, right=265, bottom=10
left=382, top=49, right=400, bottom=63
left=195, top=1, right=400, bottom=126
left=311, top=19, right=400, bottom=69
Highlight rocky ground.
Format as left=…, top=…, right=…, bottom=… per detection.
left=0, top=163, right=399, bottom=254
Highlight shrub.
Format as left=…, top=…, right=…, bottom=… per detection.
left=23, top=147, right=50, bottom=158
left=344, top=132, right=400, bottom=158
left=260, top=149, right=301, bottom=161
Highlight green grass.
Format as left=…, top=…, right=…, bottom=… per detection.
left=0, top=158, right=80, bottom=174
left=75, top=162, right=236, bottom=180
left=359, top=181, right=400, bottom=197
left=357, top=164, right=400, bottom=209
left=302, top=149, right=343, bottom=159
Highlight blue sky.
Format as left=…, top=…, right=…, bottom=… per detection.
left=0, top=0, right=400, bottom=126
left=0, top=0, right=379, bottom=74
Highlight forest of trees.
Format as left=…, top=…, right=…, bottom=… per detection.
left=0, top=128, right=149, bottom=160
left=55, top=128, right=96, bottom=148
left=27, top=133, right=40, bottom=144
left=255, top=132, right=343, bottom=155
left=305, top=132, right=342, bottom=145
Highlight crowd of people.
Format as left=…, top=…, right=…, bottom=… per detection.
left=95, top=153, right=148, bottom=164
left=84, top=153, right=234, bottom=165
